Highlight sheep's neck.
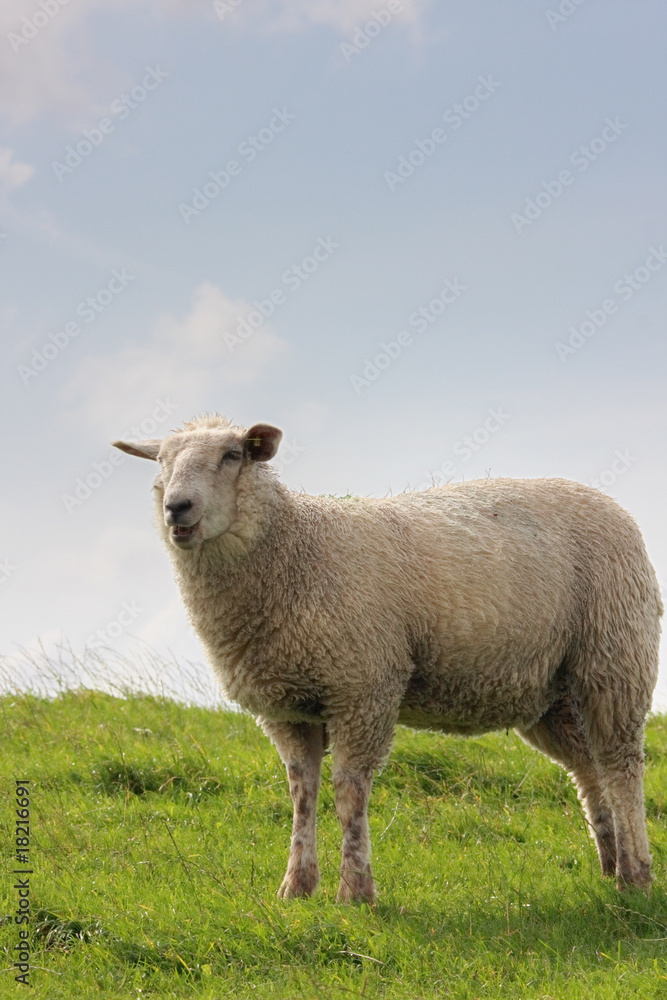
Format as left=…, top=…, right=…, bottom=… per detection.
left=168, top=481, right=304, bottom=645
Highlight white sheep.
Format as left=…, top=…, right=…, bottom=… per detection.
left=113, top=414, right=663, bottom=901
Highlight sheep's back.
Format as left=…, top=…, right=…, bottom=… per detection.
left=310, top=478, right=660, bottom=732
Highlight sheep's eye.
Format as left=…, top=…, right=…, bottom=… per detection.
left=221, top=450, right=242, bottom=464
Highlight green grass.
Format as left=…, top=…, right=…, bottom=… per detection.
left=2, top=690, right=667, bottom=998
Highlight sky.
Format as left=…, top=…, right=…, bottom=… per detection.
left=2, top=0, right=667, bottom=707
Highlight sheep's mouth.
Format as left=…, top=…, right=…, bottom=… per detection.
left=171, top=522, right=200, bottom=544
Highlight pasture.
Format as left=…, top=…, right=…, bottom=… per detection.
left=2, top=686, right=667, bottom=998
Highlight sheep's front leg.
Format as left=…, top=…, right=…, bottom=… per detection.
left=330, top=704, right=398, bottom=903
left=261, top=720, right=326, bottom=898
left=333, top=767, right=375, bottom=903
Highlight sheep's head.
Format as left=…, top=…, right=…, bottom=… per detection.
left=112, top=417, right=282, bottom=550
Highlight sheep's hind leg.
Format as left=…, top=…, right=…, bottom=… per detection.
left=582, top=693, right=653, bottom=891
left=575, top=668, right=653, bottom=891
left=261, top=720, right=326, bottom=898
left=517, top=696, right=617, bottom=878
left=596, top=747, right=652, bottom=890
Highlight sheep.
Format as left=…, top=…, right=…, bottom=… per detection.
left=113, top=414, right=663, bottom=901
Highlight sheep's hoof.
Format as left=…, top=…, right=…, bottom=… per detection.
left=616, top=878, right=652, bottom=894
left=336, top=868, right=376, bottom=904
left=615, top=858, right=652, bottom=892
left=277, top=868, right=318, bottom=899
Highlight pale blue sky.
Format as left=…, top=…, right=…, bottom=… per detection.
left=2, top=0, right=666, bottom=705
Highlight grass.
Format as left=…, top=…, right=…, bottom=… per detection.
left=2, top=689, right=667, bottom=998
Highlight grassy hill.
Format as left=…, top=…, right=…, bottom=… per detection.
left=2, top=689, right=667, bottom=998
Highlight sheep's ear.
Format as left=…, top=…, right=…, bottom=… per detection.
left=244, top=424, right=282, bottom=462
left=112, top=439, right=161, bottom=461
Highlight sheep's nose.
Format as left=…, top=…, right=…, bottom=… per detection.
left=165, top=499, right=193, bottom=523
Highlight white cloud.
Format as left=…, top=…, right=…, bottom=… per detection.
left=0, top=147, right=34, bottom=195
left=1, top=1, right=108, bottom=125
left=0, top=0, right=427, bottom=123
left=62, top=281, right=291, bottom=432
left=0, top=0, right=208, bottom=125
